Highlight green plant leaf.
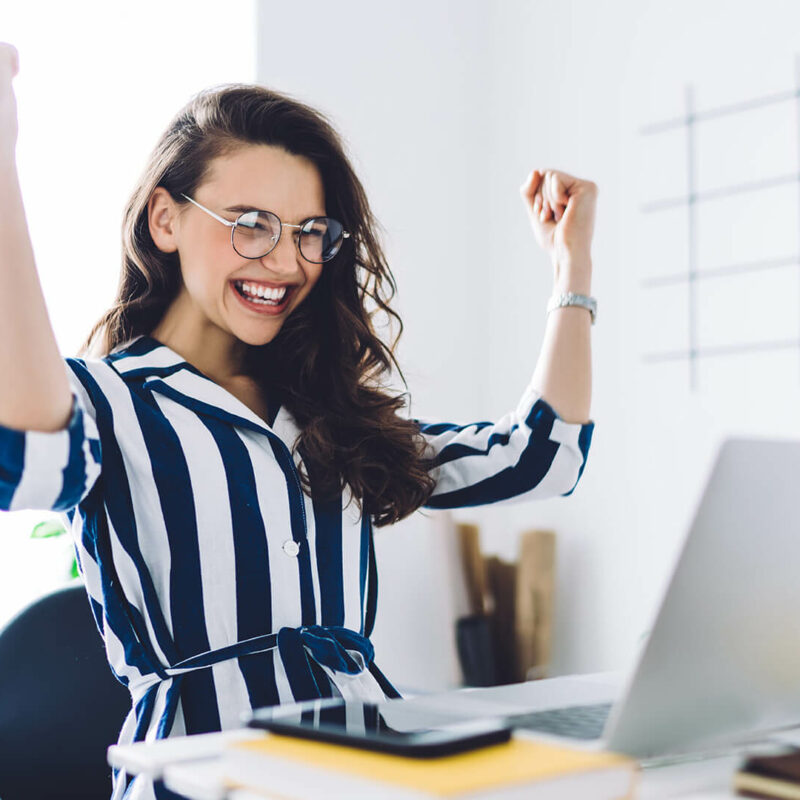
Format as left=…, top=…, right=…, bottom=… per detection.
left=31, top=519, right=67, bottom=539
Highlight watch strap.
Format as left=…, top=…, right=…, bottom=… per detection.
left=547, top=292, right=597, bottom=324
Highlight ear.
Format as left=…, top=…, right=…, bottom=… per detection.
left=148, top=187, right=181, bottom=253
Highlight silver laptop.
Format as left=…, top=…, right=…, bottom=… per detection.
left=395, top=437, right=800, bottom=760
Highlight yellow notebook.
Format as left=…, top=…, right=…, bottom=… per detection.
left=223, top=733, right=639, bottom=799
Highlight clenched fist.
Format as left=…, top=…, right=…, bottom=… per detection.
left=520, top=169, right=597, bottom=291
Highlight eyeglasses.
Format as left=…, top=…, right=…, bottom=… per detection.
left=179, top=193, right=351, bottom=264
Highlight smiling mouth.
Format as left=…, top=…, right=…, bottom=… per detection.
left=230, top=280, right=297, bottom=312
left=233, top=281, right=292, bottom=303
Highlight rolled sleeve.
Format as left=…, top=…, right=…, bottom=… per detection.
left=0, top=383, right=103, bottom=513
left=413, top=377, right=594, bottom=509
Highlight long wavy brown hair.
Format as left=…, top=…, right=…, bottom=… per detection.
left=79, top=83, right=437, bottom=526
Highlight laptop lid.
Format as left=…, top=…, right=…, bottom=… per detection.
left=604, top=437, right=800, bottom=758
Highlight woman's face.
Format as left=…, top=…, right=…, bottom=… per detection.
left=149, top=143, right=327, bottom=351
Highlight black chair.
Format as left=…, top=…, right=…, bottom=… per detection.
left=0, top=581, right=131, bottom=800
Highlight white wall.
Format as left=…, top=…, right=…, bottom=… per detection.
left=258, top=0, right=800, bottom=692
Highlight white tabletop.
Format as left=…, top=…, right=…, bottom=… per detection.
left=638, top=754, right=741, bottom=799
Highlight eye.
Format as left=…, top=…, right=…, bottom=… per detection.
left=302, top=219, right=328, bottom=236
left=237, top=210, right=279, bottom=235
left=237, top=211, right=264, bottom=229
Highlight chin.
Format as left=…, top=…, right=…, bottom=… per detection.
left=231, top=327, right=282, bottom=347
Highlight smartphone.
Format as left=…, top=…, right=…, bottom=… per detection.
left=245, top=697, right=512, bottom=758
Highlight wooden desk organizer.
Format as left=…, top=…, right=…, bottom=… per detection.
left=455, top=524, right=556, bottom=686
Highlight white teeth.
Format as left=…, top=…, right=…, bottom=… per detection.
left=239, top=282, right=288, bottom=300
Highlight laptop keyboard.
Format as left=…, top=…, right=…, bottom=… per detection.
left=510, top=702, right=613, bottom=740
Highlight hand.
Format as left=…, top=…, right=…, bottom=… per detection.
left=0, top=42, right=20, bottom=161
left=519, top=168, right=598, bottom=276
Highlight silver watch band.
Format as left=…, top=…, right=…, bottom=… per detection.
left=546, top=292, right=597, bottom=324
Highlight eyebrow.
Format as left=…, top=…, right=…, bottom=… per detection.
left=224, top=204, right=326, bottom=220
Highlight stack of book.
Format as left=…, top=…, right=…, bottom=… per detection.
left=151, top=731, right=639, bottom=799
left=734, top=748, right=800, bottom=799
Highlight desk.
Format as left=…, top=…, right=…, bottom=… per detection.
left=118, top=672, right=800, bottom=799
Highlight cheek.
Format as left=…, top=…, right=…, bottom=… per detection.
left=181, top=256, right=231, bottom=306
left=181, top=262, right=214, bottom=298
left=180, top=226, right=233, bottom=286
left=306, top=266, right=325, bottom=293
left=290, top=267, right=324, bottom=306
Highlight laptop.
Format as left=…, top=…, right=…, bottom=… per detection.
left=395, top=437, right=800, bottom=760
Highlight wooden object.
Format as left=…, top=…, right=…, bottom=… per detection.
left=515, top=529, right=556, bottom=681
left=454, top=525, right=557, bottom=685
left=455, top=523, right=490, bottom=615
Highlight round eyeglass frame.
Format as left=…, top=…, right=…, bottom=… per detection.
left=179, top=193, right=351, bottom=264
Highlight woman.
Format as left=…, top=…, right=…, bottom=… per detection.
left=0, top=42, right=597, bottom=800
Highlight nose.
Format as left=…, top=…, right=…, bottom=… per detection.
left=259, top=225, right=304, bottom=279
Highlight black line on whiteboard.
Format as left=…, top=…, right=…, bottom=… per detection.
left=640, top=89, right=799, bottom=135
left=641, top=173, right=798, bottom=213
left=641, top=256, right=799, bottom=288
left=686, top=85, right=698, bottom=391
left=643, top=339, right=800, bottom=363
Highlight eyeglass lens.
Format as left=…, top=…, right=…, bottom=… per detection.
left=233, top=210, right=345, bottom=263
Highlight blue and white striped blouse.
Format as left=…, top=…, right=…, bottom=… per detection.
left=0, top=333, right=593, bottom=800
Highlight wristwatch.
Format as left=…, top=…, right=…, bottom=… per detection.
left=546, top=292, right=597, bottom=325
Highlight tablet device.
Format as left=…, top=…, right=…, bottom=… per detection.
left=245, top=697, right=512, bottom=758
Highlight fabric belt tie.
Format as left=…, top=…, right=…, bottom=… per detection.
left=135, top=624, right=397, bottom=741
left=275, top=625, right=375, bottom=677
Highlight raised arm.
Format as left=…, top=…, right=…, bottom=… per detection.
left=520, top=169, right=597, bottom=425
left=0, top=43, right=102, bottom=512
left=411, top=168, right=598, bottom=509
left=0, top=42, right=75, bottom=433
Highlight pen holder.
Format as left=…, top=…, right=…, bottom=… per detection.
left=455, top=525, right=556, bottom=686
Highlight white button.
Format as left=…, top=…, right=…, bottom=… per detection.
left=282, top=539, right=300, bottom=557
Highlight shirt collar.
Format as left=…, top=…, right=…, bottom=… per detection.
left=107, top=334, right=292, bottom=441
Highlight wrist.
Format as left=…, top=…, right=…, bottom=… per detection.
left=554, top=269, right=592, bottom=296
left=555, top=278, right=592, bottom=296
left=552, top=254, right=592, bottom=295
